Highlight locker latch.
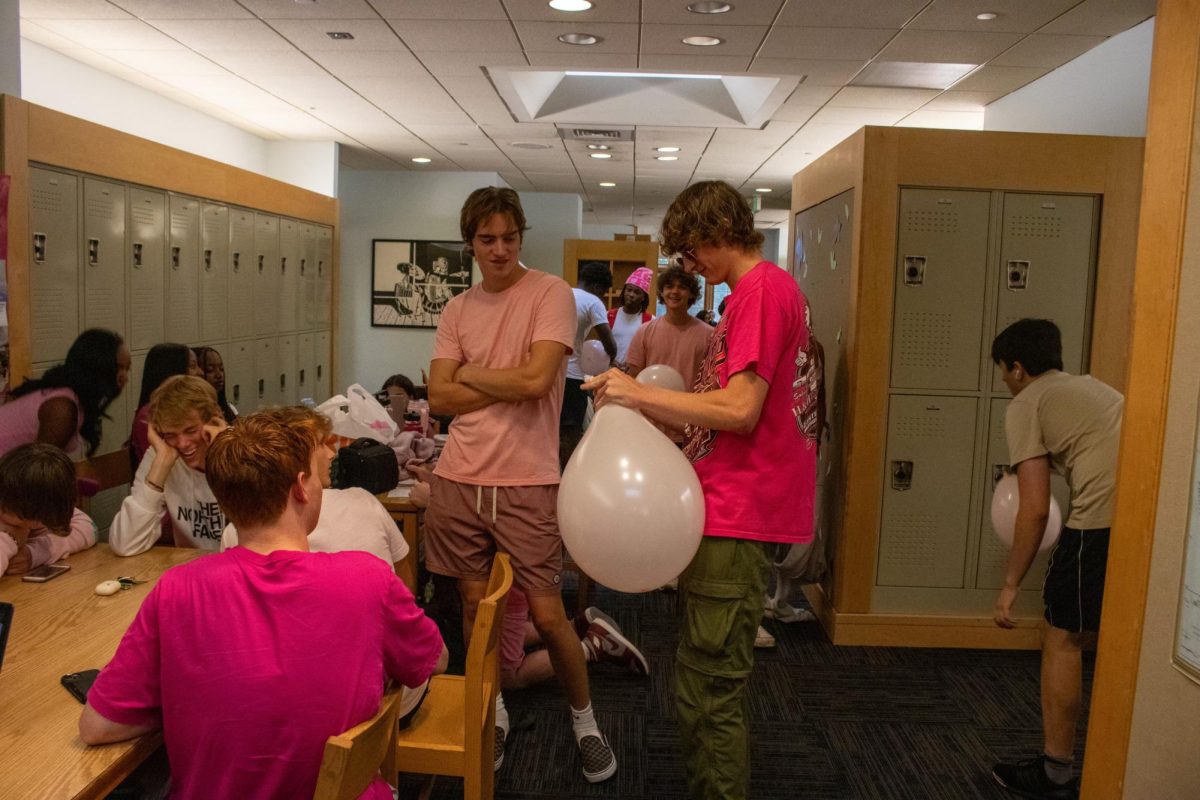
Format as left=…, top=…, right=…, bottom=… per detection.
left=258, top=378, right=265, bottom=398
left=258, top=255, right=265, bottom=274
left=233, top=252, right=240, bottom=272
left=171, top=246, right=181, bottom=269
left=133, top=242, right=143, bottom=268
left=33, top=233, right=47, bottom=263
left=903, top=256, right=926, bottom=287
left=232, top=384, right=240, bottom=404
left=299, top=368, right=306, bottom=386
left=992, top=464, right=1010, bottom=488
left=891, top=460, right=913, bottom=491
left=281, top=256, right=287, bottom=275
left=317, top=365, right=323, bottom=380
left=300, top=258, right=307, bottom=276
left=204, top=249, right=213, bottom=272
left=88, top=238, right=99, bottom=266
left=1006, top=260, right=1030, bottom=291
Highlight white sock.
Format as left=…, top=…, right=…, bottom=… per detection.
left=495, top=693, right=509, bottom=736
left=580, top=638, right=597, bottom=662
left=571, top=702, right=600, bottom=742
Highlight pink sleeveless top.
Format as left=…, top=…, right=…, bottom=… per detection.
left=0, top=387, right=83, bottom=458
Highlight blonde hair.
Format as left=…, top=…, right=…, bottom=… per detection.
left=149, top=375, right=221, bottom=429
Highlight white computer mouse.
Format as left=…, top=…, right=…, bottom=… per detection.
left=95, top=580, right=122, bottom=596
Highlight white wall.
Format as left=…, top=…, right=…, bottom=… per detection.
left=1, top=0, right=19, bottom=96
left=520, top=192, right=582, bottom=277
left=20, top=40, right=338, bottom=196
left=984, top=18, right=1154, bottom=137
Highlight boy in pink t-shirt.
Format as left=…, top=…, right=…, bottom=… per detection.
left=585, top=181, right=817, bottom=800
left=80, top=409, right=446, bottom=800
left=425, top=187, right=618, bottom=784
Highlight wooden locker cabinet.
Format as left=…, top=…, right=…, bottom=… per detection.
left=790, top=127, right=1143, bottom=649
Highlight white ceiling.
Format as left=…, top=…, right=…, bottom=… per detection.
left=19, top=0, right=1155, bottom=228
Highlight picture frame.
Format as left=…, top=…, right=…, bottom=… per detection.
left=371, top=239, right=473, bottom=328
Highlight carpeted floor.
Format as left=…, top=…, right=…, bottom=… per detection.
left=403, top=575, right=1094, bottom=800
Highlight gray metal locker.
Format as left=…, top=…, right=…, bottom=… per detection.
left=200, top=204, right=229, bottom=342
left=166, top=195, right=201, bottom=343
left=228, top=209, right=255, bottom=340
left=296, top=333, right=315, bottom=404
left=992, top=193, right=1098, bottom=391
left=877, top=395, right=979, bottom=588
left=316, top=226, right=333, bottom=327
left=28, top=167, right=79, bottom=364
left=254, top=214, right=280, bottom=336
left=127, top=188, right=166, bottom=352
left=82, top=178, right=126, bottom=335
left=254, top=337, right=278, bottom=410
left=278, top=218, right=301, bottom=333
left=128, top=350, right=147, bottom=420
left=224, top=340, right=254, bottom=414
left=96, top=381, right=129, bottom=457
left=276, top=334, right=297, bottom=405
left=975, top=398, right=1071, bottom=589
left=301, top=224, right=318, bottom=330
left=891, top=189, right=991, bottom=391
left=315, top=330, right=331, bottom=402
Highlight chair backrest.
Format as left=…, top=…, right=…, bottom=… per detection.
left=313, top=683, right=405, bottom=800
left=463, top=554, right=513, bottom=786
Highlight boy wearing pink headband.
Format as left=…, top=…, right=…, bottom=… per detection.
left=607, top=266, right=654, bottom=366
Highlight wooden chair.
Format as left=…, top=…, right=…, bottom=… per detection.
left=395, top=553, right=513, bottom=800
left=313, top=683, right=405, bottom=800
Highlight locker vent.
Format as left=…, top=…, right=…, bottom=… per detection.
left=32, top=188, right=64, bottom=213
left=882, top=514, right=938, bottom=568
left=1007, top=214, right=1062, bottom=239
left=171, top=211, right=192, bottom=231
left=86, top=196, right=117, bottom=217
left=131, top=206, right=158, bottom=227
left=896, top=311, right=952, bottom=369
left=904, top=209, right=958, bottom=234
left=894, top=414, right=947, bottom=440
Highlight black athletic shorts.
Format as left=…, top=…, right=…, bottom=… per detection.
left=560, top=377, right=588, bottom=427
left=1043, top=526, right=1110, bottom=633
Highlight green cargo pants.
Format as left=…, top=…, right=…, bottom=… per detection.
left=675, top=536, right=771, bottom=800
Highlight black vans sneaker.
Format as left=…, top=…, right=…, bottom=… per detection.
left=992, top=756, right=1079, bottom=799
left=577, top=733, right=617, bottom=783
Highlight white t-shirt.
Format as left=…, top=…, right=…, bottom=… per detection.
left=611, top=309, right=646, bottom=363
left=110, top=448, right=227, bottom=556
left=221, top=487, right=409, bottom=567
left=566, top=287, right=609, bottom=380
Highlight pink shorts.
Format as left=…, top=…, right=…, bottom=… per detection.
left=499, top=587, right=530, bottom=683
left=423, top=477, right=564, bottom=597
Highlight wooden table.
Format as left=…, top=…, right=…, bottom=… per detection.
left=0, top=546, right=202, bottom=800
left=378, top=488, right=421, bottom=593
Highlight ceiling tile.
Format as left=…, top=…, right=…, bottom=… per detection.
left=908, top=0, right=1080, bottom=33
left=21, top=0, right=133, bottom=19
left=205, top=49, right=327, bottom=78
left=637, top=54, right=752, bottom=72
left=749, top=58, right=867, bottom=84
left=506, top=0, right=639, bottom=23
left=481, top=123, right=562, bottom=139
left=240, top=0, right=379, bottom=19
left=758, top=27, right=896, bottom=61
left=524, top=52, right=638, bottom=68
left=308, top=49, right=427, bottom=77
left=640, top=24, right=770, bottom=57
left=989, top=34, right=1108, bottom=69
left=828, top=86, right=940, bottom=109
left=34, top=19, right=186, bottom=50
left=392, top=20, right=523, bottom=52
left=341, top=147, right=405, bottom=170
left=641, top=0, right=786, bottom=26
left=775, top=0, right=928, bottom=28
left=513, top=21, right=640, bottom=54
left=110, top=0, right=252, bottom=19
left=96, top=48, right=229, bottom=77
left=1039, top=0, right=1157, bottom=37
left=923, top=90, right=1005, bottom=110
left=420, top=52, right=530, bottom=78
left=808, top=106, right=907, bottom=126
left=375, top=0, right=508, bottom=19
left=950, top=65, right=1048, bottom=92
left=877, top=29, right=1023, bottom=63
left=896, top=108, right=984, bottom=129
left=269, top=19, right=406, bottom=51
left=771, top=101, right=821, bottom=123
left=148, top=19, right=296, bottom=52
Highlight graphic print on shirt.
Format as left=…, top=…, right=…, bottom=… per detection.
left=792, top=302, right=821, bottom=446
left=177, top=501, right=227, bottom=543
left=683, top=323, right=728, bottom=464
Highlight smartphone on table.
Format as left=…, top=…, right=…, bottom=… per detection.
left=61, top=669, right=101, bottom=703
left=21, top=563, right=71, bottom=583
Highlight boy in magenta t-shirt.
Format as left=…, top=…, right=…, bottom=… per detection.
left=586, top=180, right=817, bottom=800
left=80, top=408, right=446, bottom=800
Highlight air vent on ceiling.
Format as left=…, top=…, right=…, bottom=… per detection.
left=559, top=127, right=635, bottom=142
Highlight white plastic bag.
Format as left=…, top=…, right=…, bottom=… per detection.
left=315, top=383, right=398, bottom=443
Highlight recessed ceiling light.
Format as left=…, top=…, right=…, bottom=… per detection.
left=587, top=144, right=611, bottom=150
left=655, top=146, right=681, bottom=152
left=412, top=157, right=432, bottom=164
left=976, top=12, right=998, bottom=20
left=559, top=32, right=601, bottom=45
left=754, top=187, right=772, bottom=193
left=549, top=0, right=593, bottom=10
left=325, top=31, right=354, bottom=40
left=687, top=1, right=733, bottom=13
left=682, top=35, right=723, bottom=46
left=599, top=182, right=616, bottom=187
left=590, top=152, right=612, bottom=159
left=656, top=155, right=678, bottom=161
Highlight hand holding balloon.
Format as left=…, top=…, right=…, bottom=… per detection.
left=636, top=364, right=686, bottom=393
left=583, top=367, right=644, bottom=411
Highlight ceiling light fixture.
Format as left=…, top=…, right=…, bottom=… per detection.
left=655, top=146, right=681, bottom=152
left=599, top=182, right=616, bottom=187
left=412, top=157, right=432, bottom=164
left=325, top=31, right=355, bottom=40
left=559, top=33, right=601, bottom=45
left=687, top=1, right=733, bottom=13
left=587, top=144, right=611, bottom=150
left=754, top=187, right=772, bottom=193
left=564, top=70, right=720, bottom=79
left=590, top=153, right=612, bottom=159
left=682, top=35, right=723, bottom=46
left=656, top=155, right=678, bottom=161
left=549, top=0, right=593, bottom=10
left=976, top=12, right=998, bottom=20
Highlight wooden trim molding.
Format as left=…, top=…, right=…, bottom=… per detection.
left=1082, top=2, right=1200, bottom=796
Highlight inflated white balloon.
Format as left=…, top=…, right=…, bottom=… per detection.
left=579, top=340, right=610, bottom=376
left=558, top=405, right=705, bottom=592
left=990, top=473, right=1063, bottom=552
left=636, top=364, right=687, bottom=393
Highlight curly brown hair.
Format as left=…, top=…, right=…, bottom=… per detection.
left=459, top=186, right=528, bottom=244
left=659, top=181, right=764, bottom=258
left=655, top=264, right=701, bottom=305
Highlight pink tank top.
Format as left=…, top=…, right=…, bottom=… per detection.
left=0, top=387, right=83, bottom=458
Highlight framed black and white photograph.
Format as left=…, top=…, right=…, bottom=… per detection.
left=371, top=239, right=473, bottom=328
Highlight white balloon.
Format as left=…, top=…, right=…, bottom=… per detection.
left=636, top=364, right=687, bottom=393
left=579, top=340, right=610, bottom=376
left=558, top=405, right=705, bottom=592
left=990, top=474, right=1063, bottom=553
